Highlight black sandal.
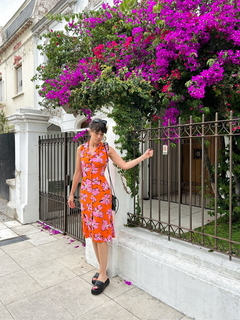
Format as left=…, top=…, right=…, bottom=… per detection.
left=91, top=272, right=99, bottom=285
left=91, top=278, right=110, bottom=295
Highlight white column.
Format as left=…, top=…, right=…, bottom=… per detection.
left=6, top=178, right=16, bottom=219
left=8, top=108, right=49, bottom=224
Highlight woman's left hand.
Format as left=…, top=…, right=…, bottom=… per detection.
left=143, top=149, right=154, bottom=159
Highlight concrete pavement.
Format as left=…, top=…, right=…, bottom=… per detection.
left=0, top=199, right=192, bottom=320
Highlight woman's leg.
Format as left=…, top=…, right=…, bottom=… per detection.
left=92, top=239, right=100, bottom=264
left=91, top=240, right=100, bottom=283
left=93, top=241, right=108, bottom=286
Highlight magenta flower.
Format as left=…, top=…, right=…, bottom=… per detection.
left=37, top=221, right=62, bottom=235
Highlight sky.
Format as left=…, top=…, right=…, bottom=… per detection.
left=0, top=0, right=26, bottom=27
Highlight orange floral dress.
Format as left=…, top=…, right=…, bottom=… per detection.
left=79, top=142, right=115, bottom=242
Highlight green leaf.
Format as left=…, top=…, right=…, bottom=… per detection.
left=203, top=107, right=210, bottom=114
left=214, top=89, right=221, bottom=96
left=206, top=58, right=216, bottom=67
left=153, top=4, right=163, bottom=13
left=120, top=0, right=138, bottom=13
left=156, top=19, right=165, bottom=27
left=185, top=80, right=192, bottom=88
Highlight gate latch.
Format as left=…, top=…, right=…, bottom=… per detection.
left=65, top=175, right=70, bottom=186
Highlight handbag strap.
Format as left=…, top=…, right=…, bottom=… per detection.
left=103, top=142, right=116, bottom=196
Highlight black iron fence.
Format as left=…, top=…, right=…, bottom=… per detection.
left=128, top=114, right=240, bottom=260
left=39, top=115, right=240, bottom=259
left=39, top=133, right=84, bottom=242
left=0, top=132, right=15, bottom=200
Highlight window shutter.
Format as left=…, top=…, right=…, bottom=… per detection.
left=17, top=66, right=23, bottom=93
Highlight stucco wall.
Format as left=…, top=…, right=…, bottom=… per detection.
left=86, top=226, right=240, bottom=320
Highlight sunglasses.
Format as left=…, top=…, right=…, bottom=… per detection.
left=93, top=119, right=107, bottom=125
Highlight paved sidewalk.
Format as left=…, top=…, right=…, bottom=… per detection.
left=0, top=207, right=192, bottom=319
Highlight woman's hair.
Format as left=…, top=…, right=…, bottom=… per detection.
left=89, top=119, right=107, bottom=134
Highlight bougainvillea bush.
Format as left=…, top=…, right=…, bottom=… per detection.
left=34, top=0, right=240, bottom=124
left=33, top=0, right=240, bottom=216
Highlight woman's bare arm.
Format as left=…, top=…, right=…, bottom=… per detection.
left=108, top=146, right=153, bottom=170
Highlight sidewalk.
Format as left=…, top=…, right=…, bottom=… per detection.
left=0, top=203, right=192, bottom=320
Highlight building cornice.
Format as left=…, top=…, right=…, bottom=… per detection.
left=84, top=0, right=102, bottom=11
left=0, top=19, right=33, bottom=55
left=32, top=0, right=77, bottom=36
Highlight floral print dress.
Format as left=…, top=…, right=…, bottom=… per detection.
left=79, top=142, right=115, bottom=242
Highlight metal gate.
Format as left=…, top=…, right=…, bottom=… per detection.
left=39, top=132, right=84, bottom=242
left=0, top=132, right=15, bottom=200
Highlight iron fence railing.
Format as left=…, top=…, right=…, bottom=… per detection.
left=128, top=113, right=240, bottom=260
left=39, top=132, right=84, bottom=242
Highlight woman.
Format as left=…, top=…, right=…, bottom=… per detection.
left=68, top=119, right=153, bottom=295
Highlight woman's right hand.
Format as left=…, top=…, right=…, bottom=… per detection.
left=68, top=194, right=76, bottom=209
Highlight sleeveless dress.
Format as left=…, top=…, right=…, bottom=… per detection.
left=79, top=141, right=115, bottom=242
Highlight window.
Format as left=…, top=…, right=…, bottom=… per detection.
left=16, top=65, right=23, bottom=93
left=0, top=78, right=3, bottom=102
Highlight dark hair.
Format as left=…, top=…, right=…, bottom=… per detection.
left=89, top=119, right=107, bottom=134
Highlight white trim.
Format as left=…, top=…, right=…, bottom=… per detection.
left=12, top=92, right=24, bottom=99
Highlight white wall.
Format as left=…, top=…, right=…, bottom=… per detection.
left=86, top=218, right=240, bottom=320
left=116, top=227, right=240, bottom=320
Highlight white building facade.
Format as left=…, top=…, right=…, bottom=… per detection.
left=0, top=0, right=61, bottom=116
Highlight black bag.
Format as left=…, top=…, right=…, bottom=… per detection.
left=104, top=143, right=119, bottom=213
left=112, top=195, right=117, bottom=211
